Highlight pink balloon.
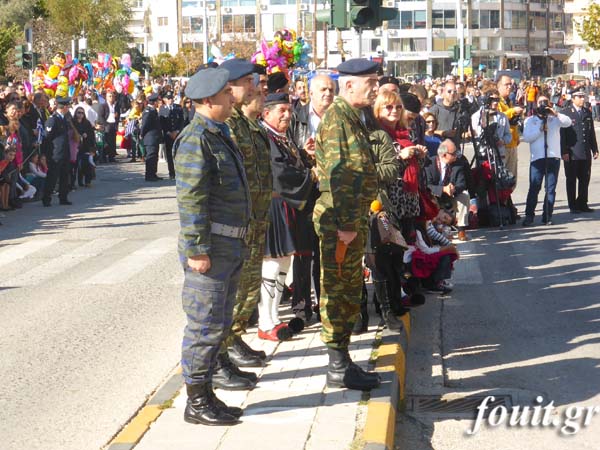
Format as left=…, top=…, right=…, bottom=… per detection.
left=121, top=53, right=132, bottom=68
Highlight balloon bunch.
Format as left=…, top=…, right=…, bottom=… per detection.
left=111, top=53, right=141, bottom=95
left=32, top=51, right=90, bottom=98
left=251, top=28, right=312, bottom=74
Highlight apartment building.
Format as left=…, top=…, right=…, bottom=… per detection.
left=127, top=0, right=571, bottom=78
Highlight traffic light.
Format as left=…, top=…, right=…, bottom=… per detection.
left=350, top=0, right=374, bottom=28
left=14, top=45, right=26, bottom=68
left=315, top=0, right=349, bottom=29
left=350, top=0, right=398, bottom=30
left=22, top=51, right=33, bottom=69
left=77, top=49, right=89, bottom=62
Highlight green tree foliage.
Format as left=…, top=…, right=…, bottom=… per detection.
left=152, top=53, right=179, bottom=77
left=0, top=24, right=20, bottom=80
left=579, top=3, right=600, bottom=50
left=0, top=0, right=46, bottom=28
left=45, top=0, right=132, bottom=55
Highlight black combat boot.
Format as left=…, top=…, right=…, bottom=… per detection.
left=232, top=335, right=266, bottom=360
left=205, top=383, right=243, bottom=418
left=326, top=348, right=381, bottom=391
left=374, top=281, right=404, bottom=332
left=212, top=353, right=257, bottom=391
left=228, top=337, right=265, bottom=368
left=183, top=383, right=240, bottom=425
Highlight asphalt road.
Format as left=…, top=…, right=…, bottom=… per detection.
left=397, top=137, right=600, bottom=449
left=0, top=158, right=184, bottom=450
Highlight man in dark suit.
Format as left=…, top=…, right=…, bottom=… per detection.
left=42, top=96, right=72, bottom=206
left=141, top=92, right=163, bottom=181
left=159, top=92, right=184, bottom=179
left=561, top=88, right=599, bottom=213
left=424, top=139, right=470, bottom=240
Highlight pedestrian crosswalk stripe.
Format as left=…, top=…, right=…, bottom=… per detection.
left=0, top=239, right=126, bottom=288
left=0, top=240, right=59, bottom=269
left=84, top=237, right=176, bottom=285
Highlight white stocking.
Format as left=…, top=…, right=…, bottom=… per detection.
left=258, top=257, right=291, bottom=331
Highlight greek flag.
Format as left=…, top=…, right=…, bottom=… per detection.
left=36, top=118, right=45, bottom=145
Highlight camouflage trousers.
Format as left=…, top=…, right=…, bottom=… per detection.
left=181, top=235, right=245, bottom=384
left=221, top=219, right=269, bottom=350
left=315, top=223, right=366, bottom=350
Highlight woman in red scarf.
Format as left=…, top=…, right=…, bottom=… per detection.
left=373, top=91, right=429, bottom=234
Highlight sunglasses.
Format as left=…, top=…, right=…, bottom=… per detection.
left=446, top=90, right=457, bottom=94
left=385, top=104, right=403, bottom=112
left=425, top=120, right=436, bottom=124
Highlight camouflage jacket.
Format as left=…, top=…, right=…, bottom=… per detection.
left=174, top=112, right=251, bottom=258
left=226, top=107, right=272, bottom=221
left=314, top=97, right=378, bottom=231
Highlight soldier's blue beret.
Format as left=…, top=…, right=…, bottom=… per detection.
left=337, top=58, right=379, bottom=76
left=147, top=92, right=160, bottom=102
left=219, top=58, right=256, bottom=81
left=55, top=96, right=72, bottom=106
left=264, top=92, right=290, bottom=106
left=185, top=68, right=230, bottom=100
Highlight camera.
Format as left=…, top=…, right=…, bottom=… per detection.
left=535, top=100, right=552, bottom=118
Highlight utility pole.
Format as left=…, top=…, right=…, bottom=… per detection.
left=312, top=0, right=317, bottom=69
left=457, top=0, right=464, bottom=81
left=203, top=0, right=209, bottom=63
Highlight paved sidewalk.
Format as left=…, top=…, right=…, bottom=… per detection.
left=110, top=308, right=384, bottom=450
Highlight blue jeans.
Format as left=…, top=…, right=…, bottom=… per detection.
left=525, top=158, right=561, bottom=220
left=181, top=234, right=245, bottom=384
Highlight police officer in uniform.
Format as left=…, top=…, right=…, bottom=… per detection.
left=141, top=92, right=163, bottom=181
left=42, top=96, right=72, bottom=207
left=314, top=59, right=381, bottom=391
left=159, top=92, right=184, bottom=179
left=174, top=67, right=251, bottom=425
left=561, top=88, right=599, bottom=213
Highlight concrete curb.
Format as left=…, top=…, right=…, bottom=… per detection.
left=362, top=313, right=411, bottom=450
left=105, top=367, right=183, bottom=450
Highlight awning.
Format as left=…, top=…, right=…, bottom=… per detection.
left=504, top=52, right=530, bottom=59
left=550, top=53, right=570, bottom=61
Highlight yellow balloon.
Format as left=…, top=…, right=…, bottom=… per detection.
left=56, top=83, right=69, bottom=98
left=44, top=88, right=55, bottom=98
left=47, top=65, right=61, bottom=79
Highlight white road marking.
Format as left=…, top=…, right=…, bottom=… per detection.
left=0, top=240, right=59, bottom=269
left=84, top=237, right=176, bottom=285
left=0, top=239, right=126, bottom=287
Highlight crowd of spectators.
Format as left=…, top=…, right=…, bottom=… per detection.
left=0, top=77, right=196, bottom=225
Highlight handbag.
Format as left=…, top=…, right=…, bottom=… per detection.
left=376, top=211, right=408, bottom=249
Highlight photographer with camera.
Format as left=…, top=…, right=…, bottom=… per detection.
left=521, top=96, right=572, bottom=226
left=471, top=89, right=512, bottom=162
left=497, top=76, right=524, bottom=191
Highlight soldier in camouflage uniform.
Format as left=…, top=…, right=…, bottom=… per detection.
left=220, top=61, right=273, bottom=369
left=314, top=59, right=382, bottom=391
left=174, top=67, right=250, bottom=425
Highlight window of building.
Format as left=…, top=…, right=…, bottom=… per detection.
left=222, top=14, right=256, bottom=33
left=273, top=13, right=285, bottom=29
left=414, top=10, right=426, bottom=28
left=132, top=0, right=144, bottom=8
left=271, top=0, right=296, bottom=4
left=432, top=37, right=455, bottom=52
left=504, top=10, right=527, bottom=29
left=157, top=17, right=168, bottom=27
left=388, top=38, right=427, bottom=52
left=159, top=42, right=170, bottom=53
left=401, top=11, right=413, bottom=29
left=432, top=10, right=456, bottom=29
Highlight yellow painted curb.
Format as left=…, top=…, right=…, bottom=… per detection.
left=401, top=314, right=411, bottom=340
left=364, top=401, right=396, bottom=449
left=111, top=405, right=162, bottom=444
